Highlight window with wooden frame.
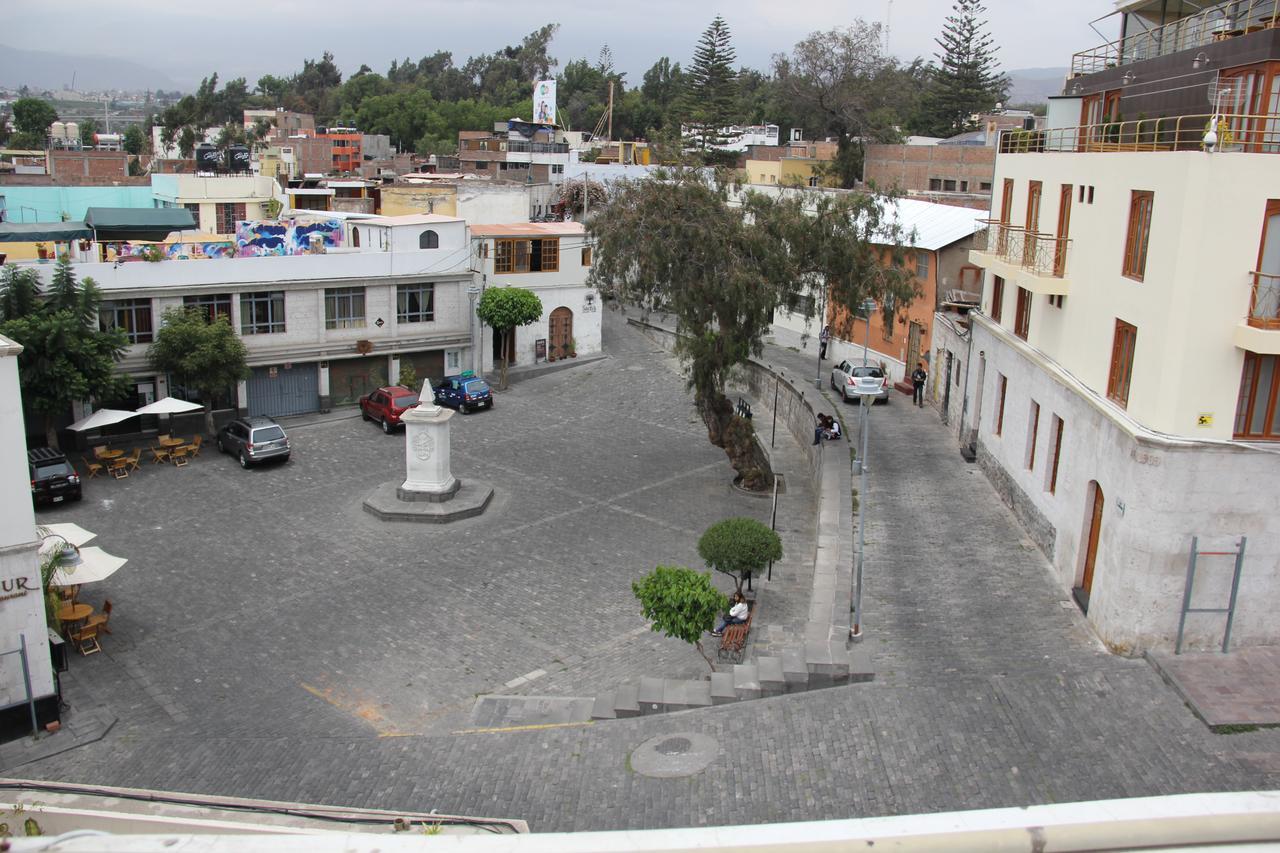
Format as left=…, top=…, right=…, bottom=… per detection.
left=1024, top=181, right=1043, bottom=260
left=1046, top=415, right=1064, bottom=494
left=1014, top=286, right=1032, bottom=340
left=494, top=237, right=560, bottom=273
left=216, top=202, right=246, bottom=234
left=1251, top=199, right=1280, bottom=328
left=995, top=374, right=1007, bottom=436
left=1054, top=183, right=1072, bottom=276
left=581, top=246, right=592, bottom=266
left=182, top=294, right=232, bottom=324
left=1234, top=352, right=1280, bottom=440
left=998, top=178, right=1015, bottom=253
left=990, top=275, right=1005, bottom=322
left=99, top=298, right=154, bottom=344
left=1107, top=319, right=1138, bottom=408
left=1026, top=400, right=1040, bottom=470
left=1122, top=191, right=1154, bottom=280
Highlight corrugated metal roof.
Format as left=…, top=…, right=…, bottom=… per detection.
left=881, top=198, right=986, bottom=251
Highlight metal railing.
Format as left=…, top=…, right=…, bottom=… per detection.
left=506, top=140, right=570, bottom=154
left=975, top=221, right=1071, bottom=278
left=1071, top=0, right=1279, bottom=76
left=1000, top=113, right=1280, bottom=154
left=1249, top=271, right=1280, bottom=328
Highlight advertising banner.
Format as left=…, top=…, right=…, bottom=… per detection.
left=533, top=80, right=556, bottom=125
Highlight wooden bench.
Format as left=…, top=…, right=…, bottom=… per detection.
left=735, top=398, right=753, bottom=420
left=717, top=601, right=756, bottom=664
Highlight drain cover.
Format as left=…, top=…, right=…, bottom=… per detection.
left=630, top=731, right=718, bottom=778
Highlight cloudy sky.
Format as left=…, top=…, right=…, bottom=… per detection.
left=10, top=0, right=1120, bottom=88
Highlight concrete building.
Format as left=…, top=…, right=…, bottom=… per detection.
left=457, top=121, right=571, bottom=184
left=24, top=215, right=475, bottom=417
left=380, top=179, right=551, bottom=222
left=469, top=222, right=600, bottom=365
left=0, top=334, right=58, bottom=734
left=151, top=174, right=282, bottom=237
left=862, top=143, right=996, bottom=209
left=948, top=0, right=1280, bottom=654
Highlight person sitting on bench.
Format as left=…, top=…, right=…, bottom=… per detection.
left=712, top=593, right=749, bottom=636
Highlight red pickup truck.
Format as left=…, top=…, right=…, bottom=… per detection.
left=359, top=385, right=421, bottom=433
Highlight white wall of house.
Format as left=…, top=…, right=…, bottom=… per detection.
left=960, top=313, right=1280, bottom=654
left=0, top=336, right=56, bottom=710
left=976, top=151, right=1280, bottom=440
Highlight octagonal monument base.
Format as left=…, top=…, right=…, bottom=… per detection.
left=362, top=479, right=495, bottom=524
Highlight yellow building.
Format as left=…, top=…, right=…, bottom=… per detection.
left=743, top=160, right=782, bottom=185
left=379, top=185, right=459, bottom=217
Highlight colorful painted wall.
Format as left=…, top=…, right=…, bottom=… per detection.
left=234, top=219, right=343, bottom=257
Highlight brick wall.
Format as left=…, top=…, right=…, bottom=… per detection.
left=863, top=144, right=996, bottom=197
left=48, top=151, right=130, bottom=179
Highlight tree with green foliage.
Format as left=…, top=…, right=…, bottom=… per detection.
left=147, top=307, right=250, bottom=435
left=633, top=565, right=727, bottom=671
left=589, top=170, right=915, bottom=490
left=0, top=257, right=128, bottom=447
left=78, top=119, right=98, bottom=149
left=916, top=0, right=1009, bottom=138
left=476, top=287, right=543, bottom=389
left=681, top=16, right=738, bottom=147
left=775, top=21, right=928, bottom=187
left=697, top=517, right=783, bottom=596
left=10, top=97, right=57, bottom=149
left=123, top=124, right=146, bottom=155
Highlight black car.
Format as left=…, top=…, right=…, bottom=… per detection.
left=216, top=416, right=291, bottom=468
left=28, top=447, right=82, bottom=506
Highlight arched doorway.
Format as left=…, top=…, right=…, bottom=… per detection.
left=549, top=307, right=574, bottom=361
left=1074, top=481, right=1104, bottom=613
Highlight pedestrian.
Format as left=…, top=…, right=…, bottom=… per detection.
left=912, top=361, right=928, bottom=407
left=818, top=325, right=831, bottom=360
left=813, top=413, right=832, bottom=445
left=825, top=418, right=842, bottom=441
left=712, top=592, right=750, bottom=636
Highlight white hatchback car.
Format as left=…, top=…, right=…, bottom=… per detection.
left=830, top=360, right=890, bottom=404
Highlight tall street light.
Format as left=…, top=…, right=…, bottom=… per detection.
left=853, top=385, right=873, bottom=638
left=467, top=284, right=482, bottom=376
left=860, top=298, right=876, bottom=366
left=814, top=287, right=827, bottom=389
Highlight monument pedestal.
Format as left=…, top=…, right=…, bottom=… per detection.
left=363, top=388, right=494, bottom=524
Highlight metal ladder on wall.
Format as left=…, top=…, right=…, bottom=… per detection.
left=1175, top=536, right=1247, bottom=654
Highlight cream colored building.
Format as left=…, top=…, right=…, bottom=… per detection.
left=151, top=174, right=283, bottom=237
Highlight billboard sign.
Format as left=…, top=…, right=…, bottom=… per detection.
left=534, top=80, right=556, bottom=125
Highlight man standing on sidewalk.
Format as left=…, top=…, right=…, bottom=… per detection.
left=818, top=325, right=831, bottom=360
left=911, top=361, right=927, bottom=407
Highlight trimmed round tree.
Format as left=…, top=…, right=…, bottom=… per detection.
left=476, top=286, right=543, bottom=390
left=633, top=565, right=727, bottom=671
left=697, top=517, right=783, bottom=596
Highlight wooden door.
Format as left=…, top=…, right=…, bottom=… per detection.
left=548, top=307, right=574, bottom=362
left=1055, top=184, right=1073, bottom=276
left=1024, top=181, right=1043, bottom=260
left=1078, top=482, right=1105, bottom=612
left=906, top=321, right=922, bottom=378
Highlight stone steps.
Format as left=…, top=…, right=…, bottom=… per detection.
left=589, top=643, right=873, bottom=721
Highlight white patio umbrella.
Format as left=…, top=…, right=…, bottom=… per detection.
left=135, top=396, right=203, bottom=415
left=37, top=523, right=97, bottom=548
left=66, top=408, right=139, bottom=432
left=39, top=536, right=127, bottom=588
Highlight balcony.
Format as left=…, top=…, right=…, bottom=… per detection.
left=969, top=222, right=1072, bottom=295
left=1235, top=271, right=1280, bottom=353
left=1071, top=0, right=1279, bottom=76
left=1000, top=113, right=1280, bottom=155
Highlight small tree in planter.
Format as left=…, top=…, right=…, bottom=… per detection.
left=398, top=360, right=418, bottom=390
left=476, top=286, right=542, bottom=390
left=697, top=517, right=783, bottom=596
left=633, top=565, right=727, bottom=672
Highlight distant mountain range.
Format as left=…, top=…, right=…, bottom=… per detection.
left=0, top=44, right=178, bottom=93
left=1006, top=67, right=1070, bottom=106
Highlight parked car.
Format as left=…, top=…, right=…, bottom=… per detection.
left=359, top=385, right=421, bottom=433
left=432, top=374, right=493, bottom=414
left=216, top=416, right=291, bottom=468
left=830, top=360, right=890, bottom=404
left=28, top=447, right=82, bottom=506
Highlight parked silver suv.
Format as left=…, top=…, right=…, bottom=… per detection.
left=216, top=416, right=291, bottom=468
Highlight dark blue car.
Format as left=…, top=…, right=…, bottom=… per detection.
left=432, top=373, right=493, bottom=414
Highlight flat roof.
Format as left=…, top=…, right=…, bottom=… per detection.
left=357, top=213, right=465, bottom=226
left=287, top=188, right=335, bottom=196
left=469, top=222, right=585, bottom=237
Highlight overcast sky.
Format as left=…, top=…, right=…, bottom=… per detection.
left=11, top=0, right=1120, bottom=89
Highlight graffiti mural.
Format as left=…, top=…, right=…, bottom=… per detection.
left=107, top=241, right=235, bottom=261
left=235, top=218, right=343, bottom=257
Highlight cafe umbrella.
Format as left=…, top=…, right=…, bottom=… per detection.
left=66, top=408, right=139, bottom=433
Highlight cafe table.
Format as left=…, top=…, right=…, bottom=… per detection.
left=57, top=602, right=93, bottom=635
left=159, top=436, right=185, bottom=449
left=98, top=448, right=124, bottom=461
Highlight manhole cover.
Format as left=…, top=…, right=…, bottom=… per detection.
left=630, top=731, right=718, bottom=778
left=656, top=736, right=692, bottom=755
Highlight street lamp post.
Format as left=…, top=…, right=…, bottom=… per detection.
left=814, top=289, right=826, bottom=389
left=853, top=385, right=873, bottom=638
left=467, top=285, right=482, bottom=377
left=860, top=297, right=876, bottom=366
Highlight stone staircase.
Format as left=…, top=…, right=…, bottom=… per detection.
left=589, top=644, right=872, bottom=720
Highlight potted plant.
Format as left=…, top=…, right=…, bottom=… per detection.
left=35, top=243, right=49, bottom=260
left=568, top=338, right=578, bottom=358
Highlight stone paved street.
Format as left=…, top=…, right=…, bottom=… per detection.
left=15, top=310, right=1280, bottom=832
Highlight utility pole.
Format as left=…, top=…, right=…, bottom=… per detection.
left=606, top=80, right=614, bottom=142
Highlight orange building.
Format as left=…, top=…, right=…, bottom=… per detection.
left=824, top=199, right=985, bottom=386
left=321, top=128, right=362, bottom=173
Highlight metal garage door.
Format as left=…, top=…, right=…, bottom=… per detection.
left=402, top=349, right=445, bottom=389
left=247, top=363, right=319, bottom=418
left=328, top=355, right=386, bottom=406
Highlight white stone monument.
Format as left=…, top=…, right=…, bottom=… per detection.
left=397, top=382, right=460, bottom=502
left=362, top=379, right=494, bottom=523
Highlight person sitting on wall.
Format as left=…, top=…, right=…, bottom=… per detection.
left=813, top=413, right=833, bottom=446
left=824, top=418, right=842, bottom=441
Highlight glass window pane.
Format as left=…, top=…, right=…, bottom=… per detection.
left=1251, top=355, right=1274, bottom=434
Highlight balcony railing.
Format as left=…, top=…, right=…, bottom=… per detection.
left=975, top=221, right=1071, bottom=278
left=1249, top=271, right=1280, bottom=328
left=1071, top=0, right=1280, bottom=76
left=506, top=140, right=570, bottom=154
left=1000, top=113, right=1280, bottom=154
